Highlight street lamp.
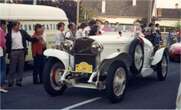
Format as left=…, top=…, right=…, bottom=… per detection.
left=74, top=0, right=80, bottom=25
left=148, top=0, right=154, bottom=25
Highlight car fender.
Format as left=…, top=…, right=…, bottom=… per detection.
left=151, top=48, right=167, bottom=65
left=105, top=52, right=131, bottom=66
left=98, top=52, right=131, bottom=76
left=105, top=51, right=122, bottom=60
left=44, top=49, right=71, bottom=69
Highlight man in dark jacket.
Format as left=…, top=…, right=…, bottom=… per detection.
left=6, top=21, right=37, bottom=87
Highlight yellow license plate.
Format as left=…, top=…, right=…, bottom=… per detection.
left=75, top=62, right=93, bottom=73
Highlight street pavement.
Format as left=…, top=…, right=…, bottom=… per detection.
left=1, top=62, right=180, bottom=109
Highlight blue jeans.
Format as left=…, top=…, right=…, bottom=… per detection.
left=33, top=55, right=46, bottom=83
left=0, top=56, right=6, bottom=86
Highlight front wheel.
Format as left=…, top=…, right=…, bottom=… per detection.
left=43, top=58, right=66, bottom=96
left=156, top=53, right=168, bottom=81
left=106, top=62, right=127, bottom=103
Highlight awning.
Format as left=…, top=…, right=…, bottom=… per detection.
left=155, top=19, right=180, bottom=27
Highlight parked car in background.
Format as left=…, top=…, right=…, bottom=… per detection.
left=169, top=42, right=181, bottom=62
left=43, top=32, right=168, bottom=103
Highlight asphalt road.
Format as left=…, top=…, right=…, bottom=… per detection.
left=1, top=62, right=180, bottom=109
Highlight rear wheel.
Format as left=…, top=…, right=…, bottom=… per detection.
left=106, top=62, right=127, bottom=103
left=43, top=58, right=66, bottom=96
left=129, top=39, right=144, bottom=75
left=156, top=53, right=168, bottom=81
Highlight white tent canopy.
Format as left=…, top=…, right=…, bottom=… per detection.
left=0, top=3, right=68, bottom=21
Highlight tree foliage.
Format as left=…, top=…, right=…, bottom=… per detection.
left=176, top=21, right=181, bottom=30
left=79, top=2, right=96, bottom=22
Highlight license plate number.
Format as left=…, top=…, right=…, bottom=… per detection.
left=75, top=62, right=93, bottom=73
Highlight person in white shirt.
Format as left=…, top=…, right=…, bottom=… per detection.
left=54, top=22, right=65, bottom=50
left=76, top=23, right=88, bottom=39
left=65, top=23, right=76, bottom=41
left=6, top=21, right=37, bottom=87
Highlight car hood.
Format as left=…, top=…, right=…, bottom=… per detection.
left=89, top=32, right=135, bottom=45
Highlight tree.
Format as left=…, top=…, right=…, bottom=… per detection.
left=176, top=22, right=181, bottom=30
left=79, top=2, right=96, bottom=22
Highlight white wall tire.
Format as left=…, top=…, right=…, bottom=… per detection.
left=43, top=58, right=66, bottom=96
left=106, top=61, right=127, bottom=103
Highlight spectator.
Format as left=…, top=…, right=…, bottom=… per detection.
left=167, top=30, right=175, bottom=46
left=102, top=21, right=112, bottom=32
left=96, top=19, right=104, bottom=32
left=88, top=19, right=102, bottom=36
left=154, top=23, right=161, bottom=51
left=32, top=24, right=47, bottom=84
left=89, top=25, right=100, bottom=36
left=55, top=22, right=65, bottom=50
left=6, top=21, right=37, bottom=87
left=155, top=23, right=161, bottom=34
left=118, top=31, right=122, bottom=37
left=0, top=20, right=8, bottom=93
left=114, top=22, right=120, bottom=32
left=65, top=23, right=76, bottom=41
left=176, top=30, right=181, bottom=42
left=76, top=22, right=87, bottom=38
left=144, top=23, right=155, bottom=44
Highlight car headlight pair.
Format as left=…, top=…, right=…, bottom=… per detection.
left=91, top=41, right=103, bottom=54
left=63, top=40, right=73, bottom=52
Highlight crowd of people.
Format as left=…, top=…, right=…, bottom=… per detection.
left=0, top=19, right=111, bottom=93
left=0, top=19, right=180, bottom=93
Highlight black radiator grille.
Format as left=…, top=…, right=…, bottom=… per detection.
left=72, top=37, right=94, bottom=54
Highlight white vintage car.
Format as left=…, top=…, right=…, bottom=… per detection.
left=43, top=32, right=168, bottom=103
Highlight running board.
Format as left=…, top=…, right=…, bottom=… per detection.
left=72, top=83, right=97, bottom=89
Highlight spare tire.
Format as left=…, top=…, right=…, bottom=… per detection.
left=129, top=38, right=144, bottom=75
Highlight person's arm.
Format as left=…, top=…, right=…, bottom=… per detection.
left=43, top=33, right=47, bottom=43
left=76, top=30, right=82, bottom=39
left=42, top=33, right=47, bottom=49
left=55, top=33, right=61, bottom=49
left=65, top=32, right=71, bottom=40
left=22, top=30, right=37, bottom=42
left=5, top=33, right=11, bottom=54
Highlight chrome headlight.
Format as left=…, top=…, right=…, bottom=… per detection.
left=63, top=40, right=73, bottom=52
left=91, top=41, right=103, bottom=54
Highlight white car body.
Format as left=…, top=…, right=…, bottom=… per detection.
left=43, top=32, right=168, bottom=103
left=44, top=32, right=166, bottom=77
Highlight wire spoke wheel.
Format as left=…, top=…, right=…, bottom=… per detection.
left=113, top=67, right=126, bottom=97
left=50, top=65, right=64, bottom=90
